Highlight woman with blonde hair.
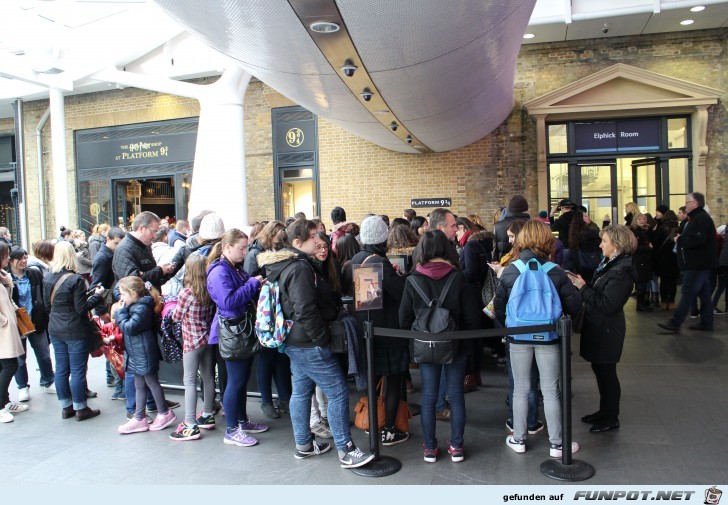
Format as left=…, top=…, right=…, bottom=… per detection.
left=43, top=241, right=105, bottom=421
left=569, top=225, right=637, bottom=433
left=630, top=212, right=654, bottom=311
left=624, top=202, right=640, bottom=226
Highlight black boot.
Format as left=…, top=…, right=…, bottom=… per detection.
left=636, top=290, right=653, bottom=311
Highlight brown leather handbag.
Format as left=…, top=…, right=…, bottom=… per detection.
left=15, top=306, right=35, bottom=337
left=354, top=378, right=411, bottom=433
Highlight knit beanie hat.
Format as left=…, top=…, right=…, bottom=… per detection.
left=198, top=213, right=225, bottom=240
left=507, top=195, right=529, bottom=214
left=360, top=216, right=389, bottom=245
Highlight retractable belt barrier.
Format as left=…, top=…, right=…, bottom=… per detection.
left=352, top=317, right=594, bottom=481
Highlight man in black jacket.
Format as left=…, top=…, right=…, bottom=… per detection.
left=91, top=226, right=125, bottom=313
left=256, top=219, right=374, bottom=470
left=658, top=192, right=717, bottom=332
left=549, top=199, right=575, bottom=245
left=112, top=212, right=174, bottom=289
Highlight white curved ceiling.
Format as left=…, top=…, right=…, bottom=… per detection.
left=152, top=0, right=536, bottom=153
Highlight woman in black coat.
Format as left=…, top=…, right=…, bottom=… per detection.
left=43, top=241, right=105, bottom=421
left=568, top=224, right=637, bottom=434
left=630, top=213, right=654, bottom=311
left=651, top=211, right=680, bottom=310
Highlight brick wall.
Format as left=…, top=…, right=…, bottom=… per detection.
left=15, top=28, right=728, bottom=244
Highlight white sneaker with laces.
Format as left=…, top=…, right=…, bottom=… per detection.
left=5, top=402, right=28, bottom=413
left=44, top=384, right=56, bottom=394
left=0, top=408, right=13, bottom=423
left=18, top=387, right=30, bottom=402
left=550, top=441, right=580, bottom=458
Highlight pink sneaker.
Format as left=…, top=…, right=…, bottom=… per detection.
left=150, top=409, right=177, bottom=431
left=118, top=416, right=149, bottom=434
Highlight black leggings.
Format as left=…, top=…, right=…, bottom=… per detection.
left=0, top=358, right=19, bottom=407
left=201, top=344, right=228, bottom=403
left=378, top=372, right=404, bottom=429
left=591, top=362, right=620, bottom=420
left=659, top=275, right=678, bottom=304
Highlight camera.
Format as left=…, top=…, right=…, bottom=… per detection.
left=556, top=206, right=561, bottom=211
left=360, top=89, right=373, bottom=102
left=602, top=27, right=609, bottom=34
left=340, top=62, right=357, bottom=77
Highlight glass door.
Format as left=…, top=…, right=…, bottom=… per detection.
left=631, top=158, right=660, bottom=215
left=277, top=167, right=317, bottom=220
left=575, top=162, right=618, bottom=225
left=113, top=179, right=141, bottom=230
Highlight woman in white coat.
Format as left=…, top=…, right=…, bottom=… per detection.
left=0, top=242, right=27, bottom=422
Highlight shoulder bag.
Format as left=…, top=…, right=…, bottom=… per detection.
left=354, top=378, right=411, bottom=433
left=219, top=302, right=260, bottom=361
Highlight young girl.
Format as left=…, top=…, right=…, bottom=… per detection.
left=115, top=276, right=176, bottom=434
left=169, top=255, right=216, bottom=441
left=99, top=303, right=125, bottom=400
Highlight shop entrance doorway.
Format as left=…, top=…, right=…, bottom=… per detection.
left=113, top=177, right=176, bottom=230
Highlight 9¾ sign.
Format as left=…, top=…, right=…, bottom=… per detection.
left=411, top=198, right=452, bottom=208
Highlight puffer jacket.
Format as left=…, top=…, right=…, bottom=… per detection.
left=579, top=255, right=635, bottom=364
left=112, top=233, right=165, bottom=289
left=493, top=249, right=582, bottom=345
left=115, top=296, right=160, bottom=375
left=206, top=256, right=261, bottom=345
left=43, top=269, right=103, bottom=341
left=257, top=248, right=337, bottom=349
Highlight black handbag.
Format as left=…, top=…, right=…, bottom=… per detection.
left=218, top=304, right=260, bottom=361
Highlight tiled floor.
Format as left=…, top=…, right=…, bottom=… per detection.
left=2, top=296, right=726, bottom=485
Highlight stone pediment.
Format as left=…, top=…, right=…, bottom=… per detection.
left=524, top=63, right=722, bottom=117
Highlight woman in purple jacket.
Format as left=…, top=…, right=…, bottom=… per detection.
left=206, top=229, right=268, bottom=447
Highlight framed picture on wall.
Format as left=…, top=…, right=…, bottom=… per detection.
left=352, top=262, right=383, bottom=312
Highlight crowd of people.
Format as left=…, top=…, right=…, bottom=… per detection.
left=0, top=191, right=724, bottom=468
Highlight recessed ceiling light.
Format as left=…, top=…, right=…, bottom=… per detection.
left=680, top=19, right=695, bottom=25
left=523, top=33, right=535, bottom=39
left=373, top=109, right=390, bottom=115
left=690, top=6, right=705, bottom=12
left=309, top=21, right=340, bottom=33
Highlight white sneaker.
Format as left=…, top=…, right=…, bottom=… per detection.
left=0, top=408, right=13, bottom=423
left=550, top=441, right=580, bottom=458
left=18, top=387, right=30, bottom=402
left=44, top=384, right=56, bottom=394
left=5, top=402, right=29, bottom=413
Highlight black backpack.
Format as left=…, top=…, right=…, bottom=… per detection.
left=408, top=274, right=458, bottom=365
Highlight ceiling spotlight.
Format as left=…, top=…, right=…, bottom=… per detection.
left=390, top=122, right=398, bottom=131
left=310, top=21, right=340, bottom=33
left=690, top=6, right=705, bottom=12
left=523, top=33, right=535, bottom=39
left=680, top=19, right=694, bottom=25
left=360, top=89, right=373, bottom=102
left=340, top=60, right=357, bottom=77
left=405, top=135, right=413, bottom=144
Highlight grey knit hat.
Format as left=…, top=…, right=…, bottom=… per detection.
left=360, top=216, right=389, bottom=245
left=198, top=213, right=225, bottom=240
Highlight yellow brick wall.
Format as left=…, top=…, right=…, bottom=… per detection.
left=13, top=28, right=728, bottom=245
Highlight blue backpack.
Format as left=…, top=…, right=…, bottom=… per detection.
left=505, top=258, right=562, bottom=342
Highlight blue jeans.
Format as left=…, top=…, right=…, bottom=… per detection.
left=256, top=347, right=292, bottom=405
left=509, top=343, right=562, bottom=446
left=15, top=331, right=54, bottom=389
left=712, top=271, right=726, bottom=309
left=50, top=337, right=89, bottom=410
left=224, top=357, right=254, bottom=430
left=285, top=345, right=351, bottom=451
left=672, top=269, right=713, bottom=328
left=506, top=341, right=540, bottom=429
left=436, top=371, right=447, bottom=411
left=419, top=353, right=467, bottom=450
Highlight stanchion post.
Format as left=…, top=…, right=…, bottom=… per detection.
left=364, top=320, right=379, bottom=459
left=351, top=320, right=402, bottom=477
left=539, top=317, right=595, bottom=481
